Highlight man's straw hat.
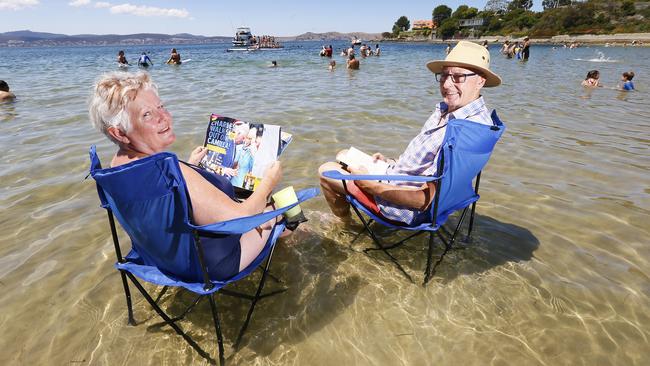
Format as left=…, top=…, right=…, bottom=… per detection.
left=426, top=41, right=501, bottom=87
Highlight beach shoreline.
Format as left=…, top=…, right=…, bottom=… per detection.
left=387, top=32, right=650, bottom=46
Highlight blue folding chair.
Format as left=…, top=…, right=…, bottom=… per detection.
left=88, top=146, right=318, bottom=365
left=323, top=112, right=505, bottom=285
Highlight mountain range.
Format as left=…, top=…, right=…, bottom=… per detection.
left=0, top=30, right=382, bottom=47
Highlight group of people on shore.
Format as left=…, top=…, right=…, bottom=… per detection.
left=581, top=69, right=635, bottom=91
left=116, top=48, right=183, bottom=67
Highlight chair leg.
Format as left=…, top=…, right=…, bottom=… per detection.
left=208, top=295, right=226, bottom=366
left=423, top=233, right=437, bottom=285
left=234, top=241, right=277, bottom=350
left=119, top=270, right=136, bottom=326
left=125, top=273, right=214, bottom=362
left=465, top=201, right=478, bottom=242
left=351, top=205, right=414, bottom=283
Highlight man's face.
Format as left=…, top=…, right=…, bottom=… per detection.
left=439, top=66, right=486, bottom=112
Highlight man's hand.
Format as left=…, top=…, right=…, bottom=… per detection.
left=347, top=165, right=373, bottom=191
left=372, top=153, right=395, bottom=164
left=188, top=146, right=208, bottom=165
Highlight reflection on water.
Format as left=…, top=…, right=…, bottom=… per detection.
left=0, top=42, right=649, bottom=365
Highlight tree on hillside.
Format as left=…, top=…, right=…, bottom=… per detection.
left=485, top=0, right=509, bottom=13
left=394, top=16, right=411, bottom=33
left=433, top=5, right=452, bottom=25
left=621, top=0, right=636, bottom=16
left=508, top=0, right=534, bottom=11
left=452, top=5, right=479, bottom=19
left=438, top=18, right=458, bottom=40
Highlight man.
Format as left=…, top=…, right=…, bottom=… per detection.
left=319, top=41, right=501, bottom=225
left=522, top=36, right=531, bottom=61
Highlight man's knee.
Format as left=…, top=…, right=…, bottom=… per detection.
left=318, top=161, right=341, bottom=177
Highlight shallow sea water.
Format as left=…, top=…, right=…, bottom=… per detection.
left=0, top=41, right=649, bottom=365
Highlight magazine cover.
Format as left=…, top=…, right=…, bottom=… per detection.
left=199, top=114, right=292, bottom=192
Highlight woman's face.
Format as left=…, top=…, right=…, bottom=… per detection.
left=125, top=89, right=175, bottom=154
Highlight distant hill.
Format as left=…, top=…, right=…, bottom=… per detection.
left=283, top=32, right=382, bottom=42
left=0, top=30, right=231, bottom=47
left=0, top=30, right=384, bottom=47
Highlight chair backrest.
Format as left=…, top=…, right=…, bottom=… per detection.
left=89, top=146, right=205, bottom=282
left=433, top=111, right=505, bottom=225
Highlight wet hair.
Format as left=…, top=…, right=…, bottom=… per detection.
left=623, top=71, right=635, bottom=81
left=88, top=71, right=158, bottom=144
left=349, top=54, right=355, bottom=60
left=585, top=70, right=600, bottom=80
left=329, top=60, right=336, bottom=66
left=118, top=50, right=125, bottom=56
left=171, top=48, right=177, bottom=53
left=0, top=80, right=9, bottom=92
left=271, top=60, right=277, bottom=66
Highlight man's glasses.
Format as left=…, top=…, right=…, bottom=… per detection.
left=435, top=72, right=477, bottom=83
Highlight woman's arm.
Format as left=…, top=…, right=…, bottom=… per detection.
left=180, top=161, right=281, bottom=225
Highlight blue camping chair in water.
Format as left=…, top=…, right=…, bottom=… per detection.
left=88, top=146, right=318, bottom=365
left=323, top=113, right=505, bottom=285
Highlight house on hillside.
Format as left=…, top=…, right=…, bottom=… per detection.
left=412, top=20, right=435, bottom=31
left=459, top=18, right=485, bottom=38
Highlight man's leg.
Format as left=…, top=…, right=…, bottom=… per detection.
left=318, top=161, right=352, bottom=219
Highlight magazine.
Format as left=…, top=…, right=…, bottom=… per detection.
left=199, top=114, right=292, bottom=192
left=338, top=147, right=389, bottom=175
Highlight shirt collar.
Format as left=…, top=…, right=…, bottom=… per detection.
left=440, top=96, right=485, bottom=121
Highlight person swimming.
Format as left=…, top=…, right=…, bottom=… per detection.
left=0, top=80, right=16, bottom=101
left=582, top=70, right=601, bottom=87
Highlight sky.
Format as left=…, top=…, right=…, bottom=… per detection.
left=0, top=0, right=543, bottom=37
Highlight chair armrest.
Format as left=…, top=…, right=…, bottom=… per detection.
left=188, top=187, right=319, bottom=235
left=322, top=170, right=441, bottom=183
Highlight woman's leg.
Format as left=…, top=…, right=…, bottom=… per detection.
left=239, top=227, right=274, bottom=271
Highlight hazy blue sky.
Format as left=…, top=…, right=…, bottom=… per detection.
left=0, top=1, right=543, bottom=36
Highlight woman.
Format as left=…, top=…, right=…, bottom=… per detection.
left=88, top=71, right=284, bottom=280
left=166, top=48, right=181, bottom=64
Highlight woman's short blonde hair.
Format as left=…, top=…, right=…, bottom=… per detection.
left=88, top=71, right=158, bottom=144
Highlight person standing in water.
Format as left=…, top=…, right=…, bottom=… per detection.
left=166, top=48, right=181, bottom=64
left=137, top=52, right=153, bottom=67
left=522, top=37, right=531, bottom=61
left=619, top=71, right=635, bottom=91
left=117, top=50, right=129, bottom=65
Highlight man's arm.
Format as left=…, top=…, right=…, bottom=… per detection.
left=348, top=166, right=436, bottom=211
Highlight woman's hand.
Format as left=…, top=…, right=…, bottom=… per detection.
left=262, top=161, right=282, bottom=190
left=187, top=146, right=207, bottom=165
